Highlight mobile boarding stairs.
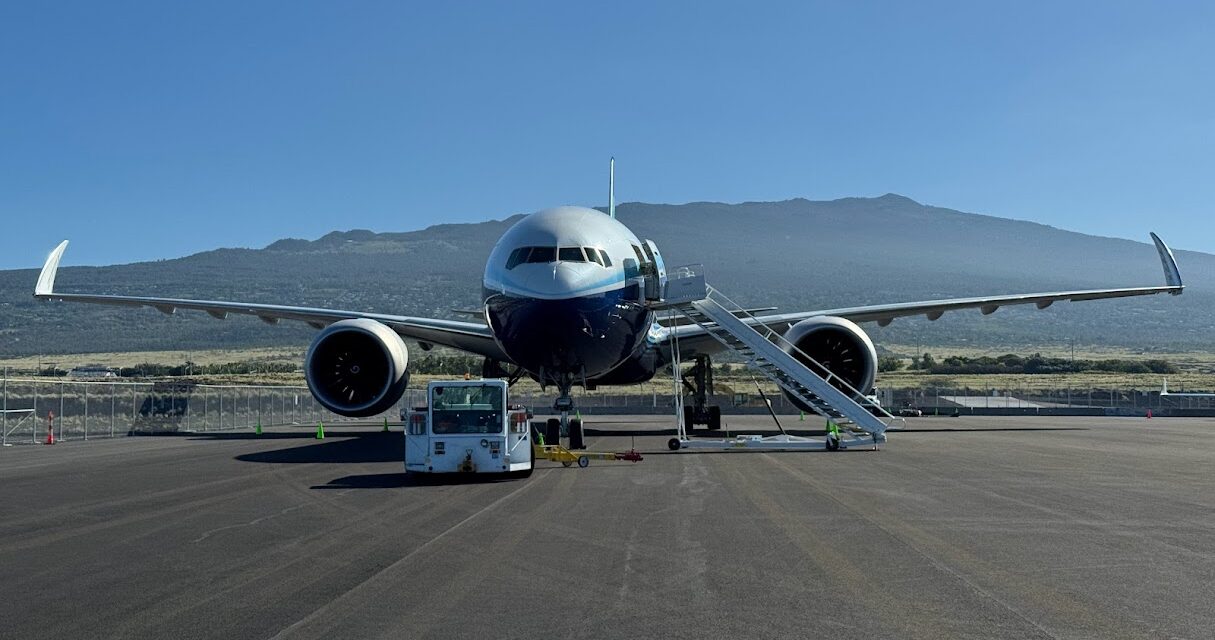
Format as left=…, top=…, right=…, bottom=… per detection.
left=654, top=265, right=901, bottom=452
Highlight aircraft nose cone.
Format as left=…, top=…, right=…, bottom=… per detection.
left=549, top=262, right=584, bottom=291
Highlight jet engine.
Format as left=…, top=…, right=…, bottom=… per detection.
left=304, top=319, right=409, bottom=417
left=780, top=316, right=877, bottom=412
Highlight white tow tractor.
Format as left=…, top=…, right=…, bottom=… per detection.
left=405, top=379, right=533, bottom=476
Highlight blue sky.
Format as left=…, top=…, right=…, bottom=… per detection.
left=2, top=1, right=1212, bottom=269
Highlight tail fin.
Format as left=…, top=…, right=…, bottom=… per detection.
left=608, top=157, right=615, bottom=219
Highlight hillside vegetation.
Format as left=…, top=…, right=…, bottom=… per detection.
left=1, top=194, right=1211, bottom=356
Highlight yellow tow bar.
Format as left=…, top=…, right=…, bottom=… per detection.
left=532, top=443, right=644, bottom=468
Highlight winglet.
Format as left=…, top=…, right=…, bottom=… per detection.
left=1150, top=232, right=1183, bottom=293
left=35, top=240, right=69, bottom=297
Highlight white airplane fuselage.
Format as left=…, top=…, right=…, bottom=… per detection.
left=481, top=206, right=666, bottom=387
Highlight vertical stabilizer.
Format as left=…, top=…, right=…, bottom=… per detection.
left=609, top=157, right=615, bottom=219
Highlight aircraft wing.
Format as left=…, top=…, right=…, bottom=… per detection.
left=33, top=241, right=508, bottom=361
left=669, top=232, right=1183, bottom=355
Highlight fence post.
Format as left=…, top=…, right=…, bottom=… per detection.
left=58, top=381, right=64, bottom=441
left=110, top=382, right=116, bottom=438
left=84, top=383, right=89, bottom=440
left=2, top=374, right=6, bottom=447
left=33, top=383, right=38, bottom=444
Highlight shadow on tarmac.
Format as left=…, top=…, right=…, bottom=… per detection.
left=313, top=471, right=524, bottom=489
left=235, top=432, right=402, bottom=464
left=888, top=426, right=1089, bottom=433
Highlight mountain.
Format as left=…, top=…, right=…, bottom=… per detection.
left=1, top=194, right=1212, bottom=357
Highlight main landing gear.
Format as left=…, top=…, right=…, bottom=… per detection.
left=681, top=354, right=722, bottom=431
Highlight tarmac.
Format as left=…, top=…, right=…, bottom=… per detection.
left=2, top=414, right=1214, bottom=639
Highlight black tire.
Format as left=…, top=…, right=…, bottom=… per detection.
left=826, top=435, right=840, bottom=452
left=667, top=438, right=682, bottom=451
left=707, top=406, right=722, bottom=430
left=577, top=455, right=589, bottom=468
left=683, top=411, right=694, bottom=433
left=545, top=418, right=561, bottom=447
left=568, top=418, right=585, bottom=450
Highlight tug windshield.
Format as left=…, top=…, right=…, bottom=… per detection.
left=430, top=385, right=504, bottom=434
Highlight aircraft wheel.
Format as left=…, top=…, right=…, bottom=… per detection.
left=568, top=418, right=584, bottom=450
left=683, top=411, right=694, bottom=433
left=577, top=455, right=589, bottom=468
left=667, top=438, right=681, bottom=451
left=707, top=406, right=722, bottom=430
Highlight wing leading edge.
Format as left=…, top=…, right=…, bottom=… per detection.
left=670, top=232, right=1184, bottom=351
left=33, top=241, right=507, bottom=361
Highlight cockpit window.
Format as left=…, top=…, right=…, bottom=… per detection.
left=506, top=247, right=529, bottom=269
left=586, top=247, right=604, bottom=267
left=526, top=246, right=556, bottom=263
left=509, top=246, right=613, bottom=269
left=558, top=247, right=585, bottom=262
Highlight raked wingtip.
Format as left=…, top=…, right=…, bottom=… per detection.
left=1149, top=232, right=1183, bottom=293
left=34, top=240, right=69, bottom=297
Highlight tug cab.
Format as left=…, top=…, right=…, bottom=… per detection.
left=404, top=379, right=533, bottom=476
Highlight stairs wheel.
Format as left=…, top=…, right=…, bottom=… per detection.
left=707, top=406, right=722, bottom=430
left=668, top=438, right=682, bottom=451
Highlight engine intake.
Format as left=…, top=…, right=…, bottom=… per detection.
left=305, top=319, right=409, bottom=417
left=780, top=316, right=877, bottom=412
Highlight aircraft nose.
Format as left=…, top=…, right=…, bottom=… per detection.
left=550, top=262, right=584, bottom=291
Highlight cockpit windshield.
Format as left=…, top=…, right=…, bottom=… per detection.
left=558, top=247, right=585, bottom=262
left=507, top=246, right=610, bottom=269
left=430, top=384, right=504, bottom=434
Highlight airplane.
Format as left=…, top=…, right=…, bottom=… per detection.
left=32, top=161, right=1185, bottom=434
left=1160, top=379, right=1215, bottom=397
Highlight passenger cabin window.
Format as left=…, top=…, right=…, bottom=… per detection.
left=558, top=247, right=585, bottom=262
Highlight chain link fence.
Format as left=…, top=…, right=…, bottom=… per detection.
left=1, top=377, right=426, bottom=445
left=5, top=376, right=1212, bottom=446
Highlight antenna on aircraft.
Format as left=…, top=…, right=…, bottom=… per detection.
left=608, top=157, right=615, bottom=219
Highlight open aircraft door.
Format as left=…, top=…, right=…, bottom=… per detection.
left=642, top=239, right=668, bottom=301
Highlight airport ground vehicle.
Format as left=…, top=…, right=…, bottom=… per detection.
left=404, top=379, right=533, bottom=476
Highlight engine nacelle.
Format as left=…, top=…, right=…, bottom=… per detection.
left=305, top=319, right=409, bottom=417
left=780, top=316, right=877, bottom=412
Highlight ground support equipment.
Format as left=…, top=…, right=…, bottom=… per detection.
left=533, top=442, right=644, bottom=468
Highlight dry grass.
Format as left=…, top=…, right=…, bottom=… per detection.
left=5, top=345, right=1214, bottom=394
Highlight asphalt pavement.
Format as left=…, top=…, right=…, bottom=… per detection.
left=2, top=414, right=1214, bottom=639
